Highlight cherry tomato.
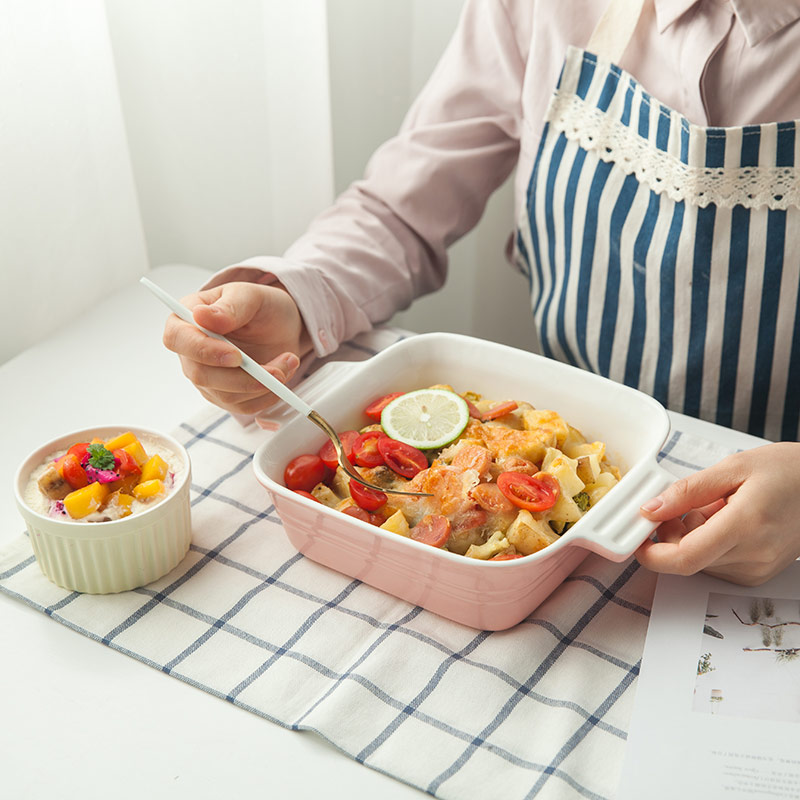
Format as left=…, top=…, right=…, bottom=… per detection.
left=490, top=553, right=525, bottom=561
left=352, top=430, right=388, bottom=468
left=496, top=471, right=560, bottom=512
left=364, top=392, right=404, bottom=421
left=482, top=400, right=519, bottom=421
left=59, top=452, right=89, bottom=490
left=410, top=514, right=451, bottom=548
left=113, top=448, right=141, bottom=476
left=349, top=479, right=387, bottom=511
left=341, top=505, right=373, bottom=524
left=293, top=490, right=318, bottom=502
left=284, top=453, right=328, bottom=493
left=469, top=483, right=516, bottom=513
left=377, top=437, right=427, bottom=478
left=67, top=442, right=90, bottom=464
left=318, top=430, right=359, bottom=471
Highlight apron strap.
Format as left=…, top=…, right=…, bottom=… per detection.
left=586, top=0, right=647, bottom=63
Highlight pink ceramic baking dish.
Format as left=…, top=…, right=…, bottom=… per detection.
left=253, top=333, right=673, bottom=630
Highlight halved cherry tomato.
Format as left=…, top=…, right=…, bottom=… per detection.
left=284, top=453, right=328, bottom=493
left=59, top=452, right=89, bottom=490
left=410, top=514, right=451, bottom=548
left=318, top=430, right=359, bottom=471
left=113, top=448, right=141, bottom=476
left=469, top=483, right=516, bottom=513
left=67, top=442, right=91, bottom=464
left=352, top=430, right=388, bottom=468
left=349, top=479, right=387, bottom=511
left=293, top=490, right=319, bottom=502
left=364, top=392, right=404, bottom=421
left=490, top=553, right=525, bottom=561
left=496, top=471, right=560, bottom=512
left=482, top=400, right=519, bottom=421
left=377, top=437, right=427, bottom=479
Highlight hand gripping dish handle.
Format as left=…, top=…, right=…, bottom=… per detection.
left=569, top=462, right=676, bottom=562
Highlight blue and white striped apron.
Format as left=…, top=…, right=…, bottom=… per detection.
left=515, top=0, right=800, bottom=442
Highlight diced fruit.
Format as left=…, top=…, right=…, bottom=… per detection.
left=140, top=454, right=168, bottom=483
left=107, top=491, right=134, bottom=518
left=132, top=479, right=165, bottom=501
left=104, top=431, right=138, bottom=451
left=113, top=448, right=141, bottom=476
left=66, top=442, right=90, bottom=463
left=122, top=440, right=148, bottom=467
left=59, top=453, right=89, bottom=490
left=37, top=465, right=71, bottom=500
left=64, top=482, right=110, bottom=519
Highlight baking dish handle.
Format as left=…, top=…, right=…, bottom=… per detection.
left=253, top=360, right=364, bottom=430
left=567, top=462, right=676, bottom=562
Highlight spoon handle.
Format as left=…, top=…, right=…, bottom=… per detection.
left=140, top=277, right=313, bottom=417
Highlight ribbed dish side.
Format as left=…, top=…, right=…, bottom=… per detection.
left=26, top=493, right=191, bottom=594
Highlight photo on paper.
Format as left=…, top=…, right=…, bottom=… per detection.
left=693, top=592, right=800, bottom=723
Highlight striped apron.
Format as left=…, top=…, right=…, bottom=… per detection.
left=515, top=0, right=800, bottom=442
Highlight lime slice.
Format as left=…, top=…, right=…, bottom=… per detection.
left=380, top=389, right=469, bottom=449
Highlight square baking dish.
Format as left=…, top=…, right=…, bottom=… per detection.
left=253, top=333, right=672, bottom=630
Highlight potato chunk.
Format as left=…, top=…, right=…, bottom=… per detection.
left=505, top=510, right=559, bottom=555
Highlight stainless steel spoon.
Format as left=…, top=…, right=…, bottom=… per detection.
left=141, top=277, right=431, bottom=497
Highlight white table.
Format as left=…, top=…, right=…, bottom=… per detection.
left=1, top=265, right=766, bottom=799
left=0, top=265, right=423, bottom=800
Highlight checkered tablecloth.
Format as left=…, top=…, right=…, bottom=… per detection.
left=0, top=330, right=743, bottom=800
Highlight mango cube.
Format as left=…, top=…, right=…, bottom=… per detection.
left=122, top=440, right=148, bottom=467
left=64, top=482, right=110, bottom=519
left=133, top=479, right=165, bottom=501
left=104, top=431, right=138, bottom=451
left=107, top=491, right=134, bottom=518
left=140, top=454, right=168, bottom=483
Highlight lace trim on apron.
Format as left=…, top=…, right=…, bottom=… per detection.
left=546, top=89, right=800, bottom=211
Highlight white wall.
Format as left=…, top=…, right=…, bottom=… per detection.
left=2, top=0, right=535, bottom=368
left=0, top=0, right=148, bottom=366
left=104, top=0, right=335, bottom=269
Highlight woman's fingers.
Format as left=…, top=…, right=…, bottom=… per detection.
left=640, top=456, right=747, bottom=522
left=635, top=503, right=738, bottom=576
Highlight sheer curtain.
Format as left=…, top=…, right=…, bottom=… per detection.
left=1, top=0, right=531, bottom=367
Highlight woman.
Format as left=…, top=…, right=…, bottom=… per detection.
left=163, top=0, right=800, bottom=585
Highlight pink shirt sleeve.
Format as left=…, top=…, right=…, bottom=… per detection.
left=204, top=0, right=527, bottom=357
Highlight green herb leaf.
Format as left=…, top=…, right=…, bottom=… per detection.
left=87, top=443, right=116, bottom=470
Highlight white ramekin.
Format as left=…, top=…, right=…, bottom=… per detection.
left=14, top=425, right=192, bottom=594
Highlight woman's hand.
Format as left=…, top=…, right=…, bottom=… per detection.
left=162, top=281, right=313, bottom=416
left=635, top=442, right=800, bottom=585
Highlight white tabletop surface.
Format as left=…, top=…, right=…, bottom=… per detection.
left=0, top=264, right=424, bottom=800
left=1, top=265, right=767, bottom=800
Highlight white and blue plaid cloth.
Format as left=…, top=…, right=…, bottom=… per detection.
left=0, top=329, right=742, bottom=800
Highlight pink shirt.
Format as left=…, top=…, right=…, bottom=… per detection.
left=207, top=0, right=800, bottom=359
